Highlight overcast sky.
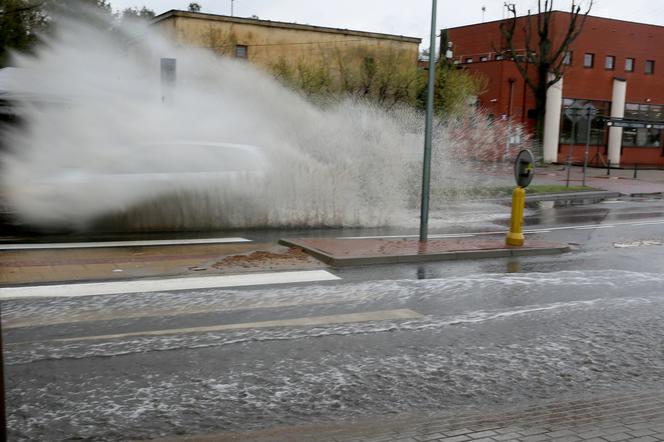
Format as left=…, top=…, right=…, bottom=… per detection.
left=111, top=0, right=662, bottom=47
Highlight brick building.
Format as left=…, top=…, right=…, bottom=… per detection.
left=446, top=12, right=664, bottom=167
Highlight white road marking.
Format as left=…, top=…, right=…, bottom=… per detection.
left=630, top=221, right=664, bottom=226
left=0, top=237, right=252, bottom=250
left=0, top=270, right=340, bottom=300
left=336, top=219, right=664, bottom=240
left=16, top=309, right=423, bottom=344
left=3, top=293, right=376, bottom=329
left=573, top=225, right=616, bottom=230
left=614, top=240, right=664, bottom=248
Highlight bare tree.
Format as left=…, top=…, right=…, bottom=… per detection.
left=499, top=0, right=592, bottom=143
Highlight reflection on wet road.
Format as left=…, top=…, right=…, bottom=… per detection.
left=4, top=196, right=664, bottom=441
left=5, top=270, right=664, bottom=440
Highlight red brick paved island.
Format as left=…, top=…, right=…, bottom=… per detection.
left=279, top=237, right=570, bottom=266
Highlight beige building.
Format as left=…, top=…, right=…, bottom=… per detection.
left=151, top=10, right=421, bottom=70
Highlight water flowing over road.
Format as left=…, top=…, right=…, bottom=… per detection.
left=5, top=269, right=664, bottom=440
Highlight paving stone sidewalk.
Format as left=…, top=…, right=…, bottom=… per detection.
left=0, top=243, right=324, bottom=285
left=535, top=165, right=664, bottom=196
left=154, top=390, right=664, bottom=442
left=280, top=237, right=570, bottom=266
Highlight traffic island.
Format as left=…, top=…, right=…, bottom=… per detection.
left=279, top=237, right=571, bottom=267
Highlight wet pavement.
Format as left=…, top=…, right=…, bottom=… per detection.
left=5, top=268, right=664, bottom=440
left=2, top=195, right=664, bottom=286
left=2, top=193, right=664, bottom=441
left=280, top=237, right=569, bottom=266
left=0, top=242, right=325, bottom=285
left=156, top=390, right=664, bottom=441
left=533, top=164, right=664, bottom=196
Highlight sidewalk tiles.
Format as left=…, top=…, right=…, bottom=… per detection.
left=280, top=237, right=571, bottom=267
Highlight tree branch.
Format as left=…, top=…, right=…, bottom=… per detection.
left=546, top=0, right=593, bottom=88
left=0, top=1, right=46, bottom=17
left=499, top=4, right=537, bottom=93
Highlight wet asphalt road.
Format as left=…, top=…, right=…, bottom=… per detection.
left=3, top=197, right=664, bottom=441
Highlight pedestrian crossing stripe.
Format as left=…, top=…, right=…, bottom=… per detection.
left=0, top=270, right=341, bottom=300
left=0, top=237, right=252, bottom=250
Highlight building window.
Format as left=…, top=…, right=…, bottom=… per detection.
left=560, top=98, right=609, bottom=145
left=625, top=57, right=635, bottom=72
left=514, top=54, right=526, bottom=62
left=235, top=44, right=248, bottom=59
left=645, top=60, right=655, bottom=74
left=605, top=55, right=615, bottom=70
left=563, top=51, right=572, bottom=65
left=480, top=55, right=488, bottom=62
left=623, top=127, right=661, bottom=147
left=583, top=53, right=594, bottom=68
left=465, top=57, right=473, bottom=63
left=622, top=103, right=662, bottom=147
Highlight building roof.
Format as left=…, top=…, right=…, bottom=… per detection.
left=152, top=10, right=422, bottom=44
left=444, top=10, right=664, bottom=32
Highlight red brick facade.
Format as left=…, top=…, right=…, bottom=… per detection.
left=446, top=12, right=664, bottom=166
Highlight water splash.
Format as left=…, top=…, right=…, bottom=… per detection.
left=0, top=9, right=526, bottom=231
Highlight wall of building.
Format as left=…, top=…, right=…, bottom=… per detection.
left=462, top=60, right=536, bottom=126
left=446, top=12, right=664, bottom=166
left=152, top=11, right=420, bottom=70
left=446, top=15, right=540, bottom=131
left=563, top=15, right=664, bottom=102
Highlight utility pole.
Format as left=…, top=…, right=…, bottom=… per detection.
left=419, top=0, right=438, bottom=242
left=0, top=304, right=5, bottom=441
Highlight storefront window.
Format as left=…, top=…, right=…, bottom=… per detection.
left=559, top=98, right=609, bottom=145
left=622, top=103, right=663, bottom=147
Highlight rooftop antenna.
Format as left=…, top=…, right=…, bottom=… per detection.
left=231, top=0, right=234, bottom=16
left=482, top=5, right=486, bottom=22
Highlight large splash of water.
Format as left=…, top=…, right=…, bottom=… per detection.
left=0, top=9, right=524, bottom=232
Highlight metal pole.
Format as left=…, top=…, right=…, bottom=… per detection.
left=231, top=0, right=234, bottom=16
left=0, top=304, right=6, bottom=441
left=583, top=109, right=592, bottom=187
left=566, top=121, right=576, bottom=188
left=419, top=0, right=438, bottom=242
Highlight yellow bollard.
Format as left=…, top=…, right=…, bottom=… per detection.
left=506, top=186, right=526, bottom=247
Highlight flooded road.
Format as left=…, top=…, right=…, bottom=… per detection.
left=3, top=196, right=664, bottom=440
left=5, top=269, right=664, bottom=440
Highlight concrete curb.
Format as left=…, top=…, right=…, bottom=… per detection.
left=629, top=191, right=663, bottom=197
left=279, top=239, right=571, bottom=267
left=524, top=190, right=622, bottom=201
left=478, top=190, right=622, bottom=204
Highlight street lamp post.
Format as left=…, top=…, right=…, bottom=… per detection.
left=419, top=0, right=438, bottom=242
left=582, top=104, right=598, bottom=187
